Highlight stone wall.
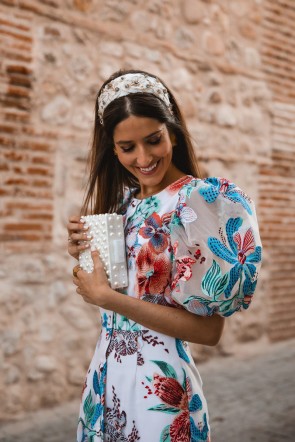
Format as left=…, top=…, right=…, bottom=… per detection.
left=0, top=0, right=294, bottom=419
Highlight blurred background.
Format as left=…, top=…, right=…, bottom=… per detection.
left=0, top=0, right=294, bottom=440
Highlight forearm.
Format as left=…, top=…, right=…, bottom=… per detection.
left=103, top=289, right=224, bottom=346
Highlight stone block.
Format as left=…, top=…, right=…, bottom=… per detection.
left=215, top=104, right=237, bottom=127
left=60, top=304, right=95, bottom=330
left=1, top=329, right=21, bottom=356
left=5, top=364, right=21, bottom=384
left=182, top=0, right=206, bottom=24
left=202, top=31, right=225, bottom=55
left=35, top=355, right=57, bottom=373
left=41, top=95, right=71, bottom=125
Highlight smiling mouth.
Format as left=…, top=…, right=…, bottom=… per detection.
left=139, top=161, right=159, bottom=174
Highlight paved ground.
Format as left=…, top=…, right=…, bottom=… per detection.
left=0, top=339, right=294, bottom=442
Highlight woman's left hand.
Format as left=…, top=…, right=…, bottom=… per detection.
left=72, top=251, right=111, bottom=306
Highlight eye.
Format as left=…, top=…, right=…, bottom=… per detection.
left=148, top=136, right=161, bottom=145
left=121, top=145, right=134, bottom=153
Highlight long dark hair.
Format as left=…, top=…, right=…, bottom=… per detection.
left=81, top=69, right=201, bottom=215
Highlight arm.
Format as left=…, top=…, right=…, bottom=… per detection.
left=103, top=289, right=224, bottom=346
left=74, top=251, right=224, bottom=346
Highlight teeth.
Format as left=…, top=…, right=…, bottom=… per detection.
left=140, top=162, right=158, bottom=172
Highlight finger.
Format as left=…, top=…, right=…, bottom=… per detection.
left=72, top=276, right=80, bottom=286
left=72, top=264, right=82, bottom=278
left=69, top=215, right=84, bottom=223
left=67, top=222, right=89, bottom=235
left=91, top=250, right=103, bottom=269
left=70, top=232, right=92, bottom=243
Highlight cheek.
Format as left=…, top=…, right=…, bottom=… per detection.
left=116, top=155, right=134, bottom=169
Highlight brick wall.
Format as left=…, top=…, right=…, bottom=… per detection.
left=259, top=0, right=295, bottom=341
left=0, top=0, right=292, bottom=418
left=0, top=5, right=54, bottom=247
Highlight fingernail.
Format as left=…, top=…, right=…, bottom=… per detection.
left=86, top=235, right=92, bottom=239
left=80, top=218, right=85, bottom=223
left=84, top=243, right=90, bottom=248
left=83, top=226, right=89, bottom=230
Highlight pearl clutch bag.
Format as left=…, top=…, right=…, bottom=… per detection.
left=79, top=214, right=128, bottom=289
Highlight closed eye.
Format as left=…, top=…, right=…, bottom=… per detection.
left=148, top=136, right=161, bottom=145
left=120, top=145, right=134, bottom=153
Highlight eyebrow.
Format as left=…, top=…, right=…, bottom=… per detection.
left=115, top=128, right=163, bottom=145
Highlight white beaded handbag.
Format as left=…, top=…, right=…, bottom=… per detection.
left=79, top=214, right=128, bottom=289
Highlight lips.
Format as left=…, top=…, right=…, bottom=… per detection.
left=138, top=160, right=159, bottom=175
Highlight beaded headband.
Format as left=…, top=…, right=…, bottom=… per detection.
left=97, top=73, right=172, bottom=124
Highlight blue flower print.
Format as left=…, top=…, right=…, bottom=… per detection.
left=208, top=217, right=262, bottom=307
left=199, top=177, right=252, bottom=215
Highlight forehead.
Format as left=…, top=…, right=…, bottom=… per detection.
left=113, top=116, right=166, bottom=141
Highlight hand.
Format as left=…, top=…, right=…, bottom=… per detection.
left=72, top=251, right=112, bottom=306
left=67, top=215, right=92, bottom=260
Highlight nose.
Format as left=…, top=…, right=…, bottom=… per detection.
left=136, top=146, right=153, bottom=167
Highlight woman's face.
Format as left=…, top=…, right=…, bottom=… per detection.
left=113, top=115, right=181, bottom=197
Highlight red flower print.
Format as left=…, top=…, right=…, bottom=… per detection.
left=172, top=256, right=196, bottom=290
left=139, top=213, right=169, bottom=254
left=218, top=178, right=230, bottom=194
left=161, top=210, right=173, bottom=228
left=169, top=410, right=191, bottom=442
left=153, top=374, right=188, bottom=410
left=172, top=241, right=178, bottom=256
left=233, top=227, right=255, bottom=265
left=167, top=175, right=192, bottom=194
left=136, top=244, right=171, bottom=297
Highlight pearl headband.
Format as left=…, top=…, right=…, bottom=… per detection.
left=97, top=73, right=172, bottom=124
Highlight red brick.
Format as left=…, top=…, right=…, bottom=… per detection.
left=9, top=74, right=32, bottom=88
left=31, top=179, right=51, bottom=187
left=0, top=135, right=15, bottom=147
left=27, top=166, right=53, bottom=176
left=0, top=163, right=10, bottom=171
left=31, top=155, right=52, bottom=165
left=0, top=18, right=30, bottom=32
left=4, top=151, right=27, bottom=161
left=24, top=213, right=53, bottom=220
left=6, top=65, right=33, bottom=75
left=1, top=96, right=30, bottom=110
left=5, top=178, right=29, bottom=185
left=1, top=47, right=32, bottom=63
left=13, top=166, right=24, bottom=174
left=0, top=28, right=32, bottom=43
left=0, top=233, right=44, bottom=242
left=4, top=223, right=45, bottom=231
left=7, top=85, right=31, bottom=98
left=0, top=124, right=17, bottom=134
left=0, top=188, right=10, bottom=196
left=7, top=202, right=52, bottom=211
left=21, top=141, right=52, bottom=152
left=3, top=111, right=29, bottom=123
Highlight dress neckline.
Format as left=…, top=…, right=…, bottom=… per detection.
left=131, top=175, right=193, bottom=202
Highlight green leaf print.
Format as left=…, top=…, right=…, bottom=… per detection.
left=148, top=403, right=180, bottom=414
left=83, top=391, right=95, bottom=425
left=219, top=297, right=239, bottom=314
left=201, top=260, right=229, bottom=300
left=182, top=368, right=187, bottom=391
left=176, top=339, right=190, bottom=363
left=160, top=424, right=171, bottom=442
left=90, top=403, right=103, bottom=427
left=189, top=394, right=202, bottom=413
left=151, top=360, right=177, bottom=379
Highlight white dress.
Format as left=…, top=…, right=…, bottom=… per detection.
left=77, top=176, right=262, bottom=442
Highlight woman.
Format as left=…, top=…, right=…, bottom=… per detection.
left=67, top=69, right=262, bottom=441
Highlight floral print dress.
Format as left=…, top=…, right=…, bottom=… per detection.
left=77, top=176, right=262, bottom=442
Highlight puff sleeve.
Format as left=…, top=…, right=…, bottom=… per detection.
left=170, top=177, right=262, bottom=317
